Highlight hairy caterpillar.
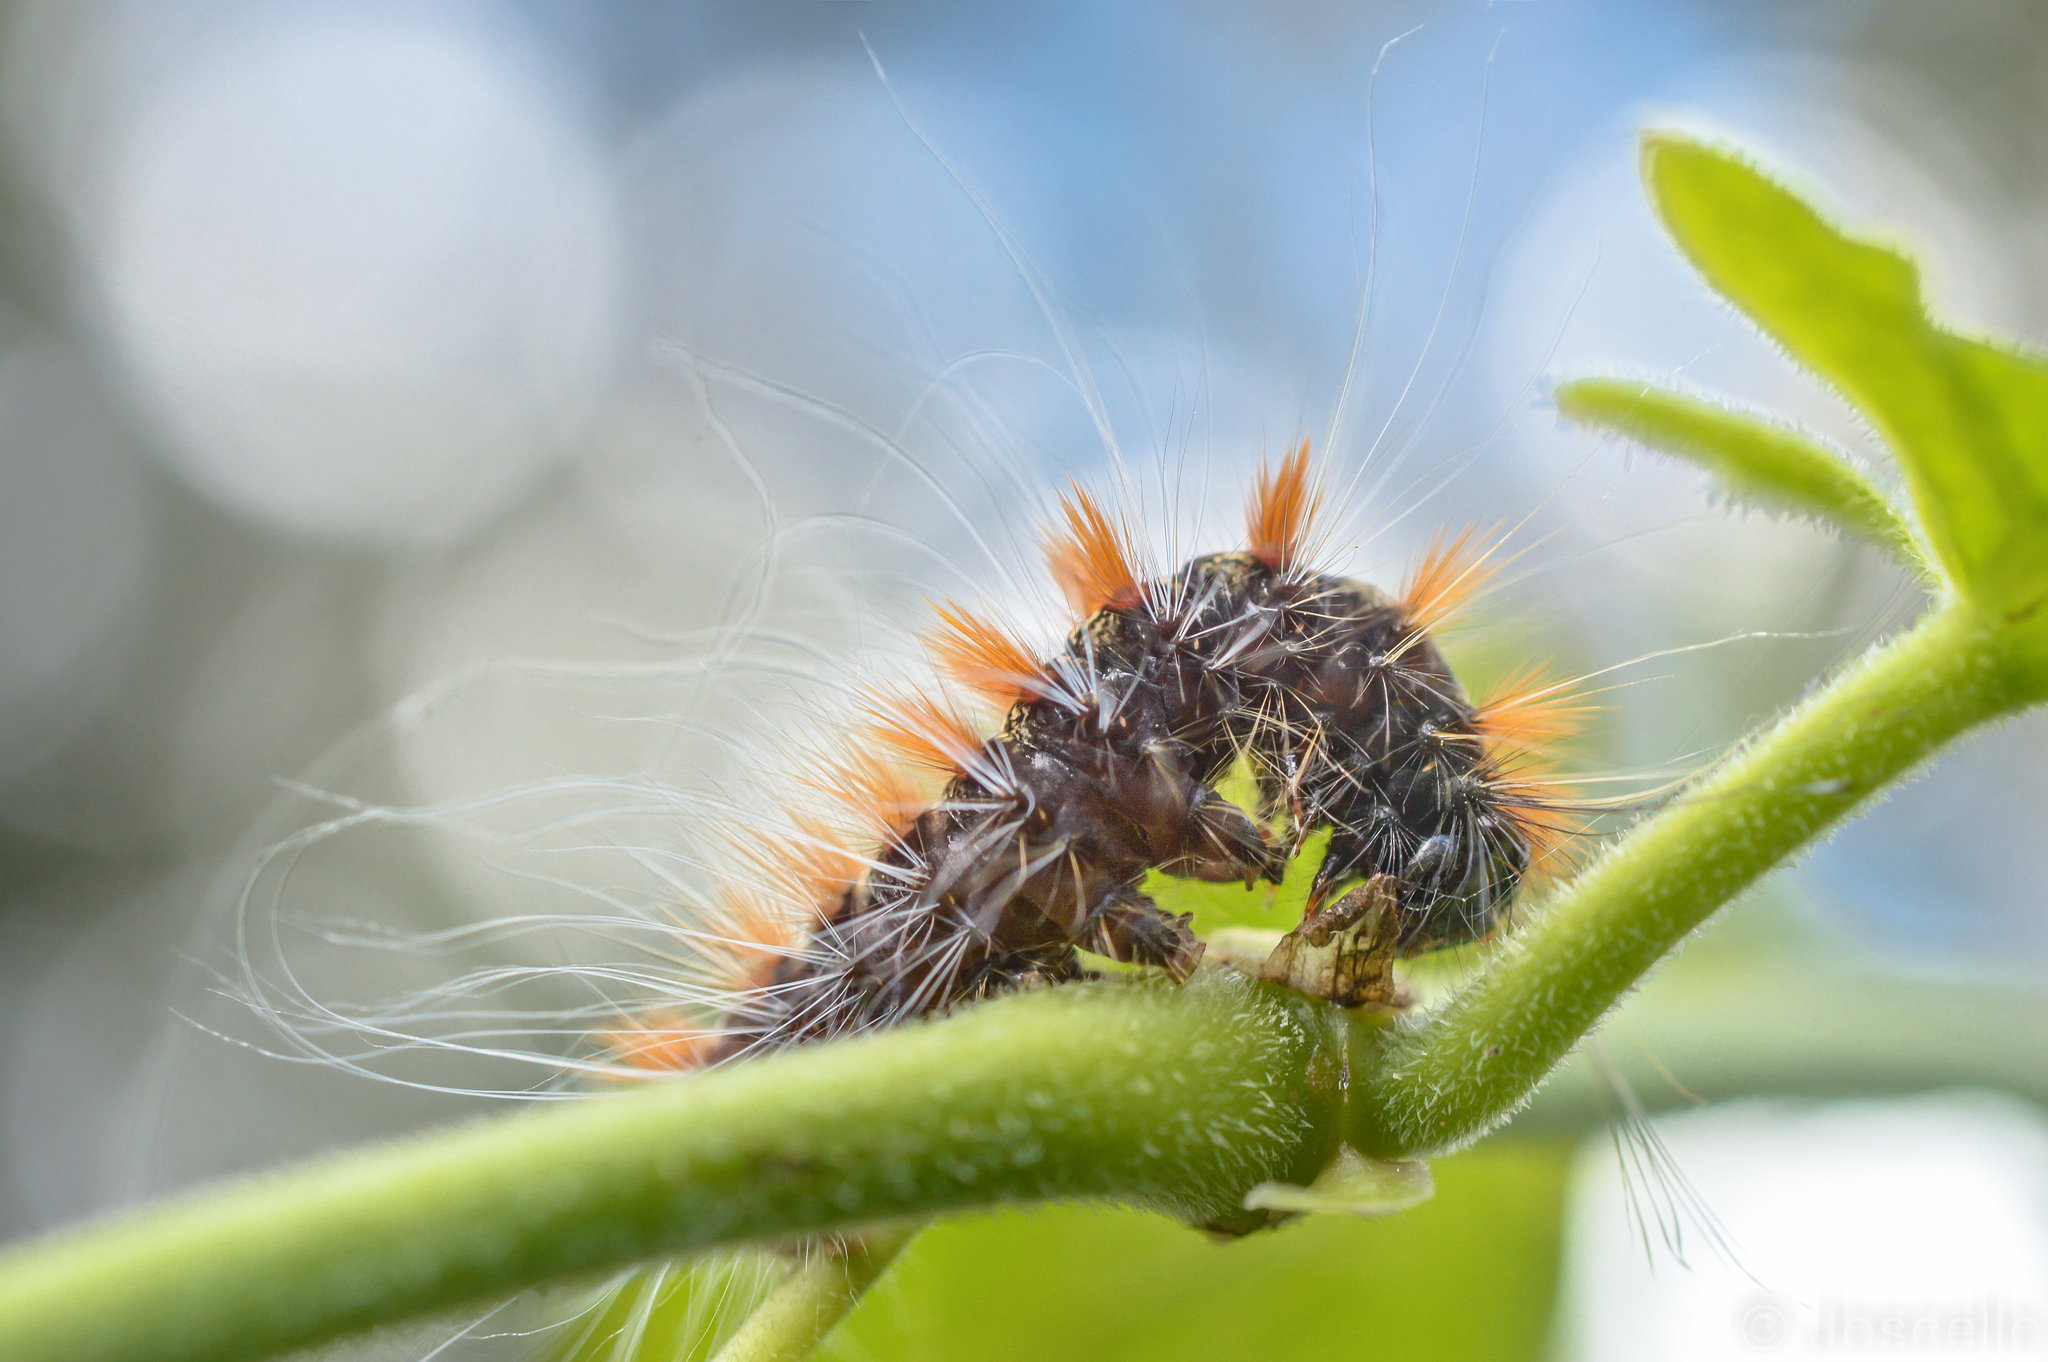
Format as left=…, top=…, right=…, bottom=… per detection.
left=628, top=442, right=1577, bottom=1069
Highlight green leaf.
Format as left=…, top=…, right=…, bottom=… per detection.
left=1555, top=376, right=1924, bottom=569
left=1144, top=754, right=1331, bottom=935
left=1241, top=1147, right=1435, bottom=1218
left=1643, top=131, right=2048, bottom=619
left=1145, top=828, right=1331, bottom=935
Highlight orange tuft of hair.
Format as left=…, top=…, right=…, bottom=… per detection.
left=1473, top=663, right=1588, bottom=886
left=731, top=813, right=864, bottom=918
left=1042, top=483, right=1143, bottom=617
left=800, top=744, right=929, bottom=840
left=700, top=887, right=801, bottom=994
left=597, top=1013, right=721, bottom=1074
left=1400, top=527, right=1495, bottom=635
left=1473, top=665, right=1592, bottom=760
left=1245, top=439, right=1324, bottom=572
left=597, top=887, right=799, bottom=1074
left=863, top=685, right=986, bottom=774
left=785, top=813, right=867, bottom=902
left=1493, top=773, right=1582, bottom=889
left=926, top=603, right=1054, bottom=707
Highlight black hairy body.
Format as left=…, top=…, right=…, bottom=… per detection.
left=709, top=548, right=1533, bottom=1059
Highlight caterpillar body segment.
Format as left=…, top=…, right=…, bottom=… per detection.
left=696, top=456, right=1566, bottom=1063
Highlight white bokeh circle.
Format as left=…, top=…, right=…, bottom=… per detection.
left=92, top=13, right=623, bottom=545
left=0, top=340, right=154, bottom=784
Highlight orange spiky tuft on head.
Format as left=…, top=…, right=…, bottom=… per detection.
left=863, top=685, right=986, bottom=774
left=1492, top=773, right=1582, bottom=889
left=1246, top=439, right=1324, bottom=572
left=1042, top=483, right=1143, bottom=618
left=1473, top=665, right=1592, bottom=761
left=1471, top=661, right=1591, bottom=889
left=926, top=603, right=1054, bottom=707
left=1399, top=527, right=1495, bottom=635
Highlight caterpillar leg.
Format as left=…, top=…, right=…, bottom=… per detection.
left=1295, top=873, right=1391, bottom=947
left=1089, top=887, right=1206, bottom=981
left=1260, top=874, right=1405, bottom=1008
left=1164, top=785, right=1288, bottom=885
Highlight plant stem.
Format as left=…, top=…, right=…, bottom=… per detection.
left=0, top=973, right=1346, bottom=1362
left=708, top=1224, right=921, bottom=1362
left=1352, top=601, right=2034, bottom=1157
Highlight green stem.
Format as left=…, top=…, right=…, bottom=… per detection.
left=708, top=1224, right=920, bottom=1362
left=0, top=973, right=1346, bottom=1362
left=1352, top=601, right=2034, bottom=1156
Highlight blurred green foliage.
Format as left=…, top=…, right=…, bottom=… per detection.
left=826, top=1141, right=1573, bottom=1362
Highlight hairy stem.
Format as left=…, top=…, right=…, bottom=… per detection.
left=1353, top=601, right=2036, bottom=1156
left=0, top=974, right=1345, bottom=1362
left=708, top=1224, right=921, bottom=1362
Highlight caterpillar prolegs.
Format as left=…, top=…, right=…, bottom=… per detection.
left=663, top=444, right=1576, bottom=1067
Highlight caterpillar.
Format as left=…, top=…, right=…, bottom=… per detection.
left=640, top=442, right=1576, bottom=1069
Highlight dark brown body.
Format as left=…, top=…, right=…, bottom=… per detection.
left=712, top=552, right=1527, bottom=1057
